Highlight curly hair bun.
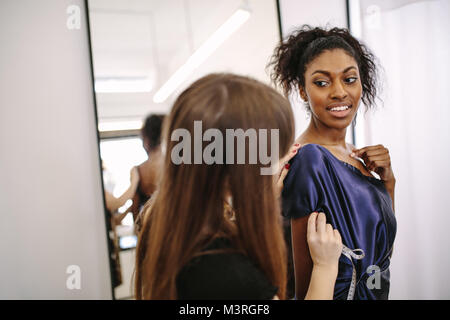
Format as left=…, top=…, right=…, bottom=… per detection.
left=268, top=25, right=379, bottom=110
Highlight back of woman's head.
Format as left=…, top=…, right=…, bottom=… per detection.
left=141, top=114, right=165, bottom=153
left=269, top=25, right=378, bottom=110
left=135, top=73, right=294, bottom=299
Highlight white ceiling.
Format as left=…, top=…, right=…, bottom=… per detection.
left=88, top=0, right=280, bottom=129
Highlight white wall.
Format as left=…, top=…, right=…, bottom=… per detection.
left=278, top=0, right=348, bottom=138
left=0, top=0, right=112, bottom=299
left=353, top=0, right=450, bottom=299
left=279, top=0, right=348, bottom=35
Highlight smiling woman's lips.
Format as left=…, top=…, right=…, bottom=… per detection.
left=327, top=105, right=352, bottom=118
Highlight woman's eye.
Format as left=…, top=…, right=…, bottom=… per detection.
left=345, top=77, right=358, bottom=84
left=314, top=80, right=328, bottom=87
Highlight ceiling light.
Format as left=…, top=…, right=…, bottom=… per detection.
left=98, top=119, right=143, bottom=132
left=95, top=77, right=153, bottom=93
left=153, top=8, right=251, bottom=103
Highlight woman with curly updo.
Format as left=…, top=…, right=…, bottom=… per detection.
left=270, top=25, right=397, bottom=300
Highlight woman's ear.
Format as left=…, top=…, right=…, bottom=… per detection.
left=298, top=86, right=308, bottom=102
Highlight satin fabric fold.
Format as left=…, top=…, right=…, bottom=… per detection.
left=282, top=144, right=397, bottom=300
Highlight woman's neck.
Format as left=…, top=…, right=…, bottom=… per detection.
left=147, top=146, right=162, bottom=159
left=300, top=118, right=349, bottom=149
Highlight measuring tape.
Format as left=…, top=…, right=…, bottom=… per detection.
left=341, top=245, right=365, bottom=300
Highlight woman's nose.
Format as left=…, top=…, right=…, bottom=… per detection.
left=330, top=81, right=348, bottom=100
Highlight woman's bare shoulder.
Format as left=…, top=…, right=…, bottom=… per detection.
left=295, top=137, right=315, bottom=146
left=295, top=132, right=321, bottom=147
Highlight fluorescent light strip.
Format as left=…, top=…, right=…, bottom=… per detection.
left=95, top=77, right=153, bottom=93
left=153, top=8, right=251, bottom=103
left=98, top=120, right=143, bottom=132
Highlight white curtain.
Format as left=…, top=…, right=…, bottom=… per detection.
left=354, top=0, right=450, bottom=299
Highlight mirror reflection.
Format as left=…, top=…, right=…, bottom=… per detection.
left=87, top=0, right=280, bottom=299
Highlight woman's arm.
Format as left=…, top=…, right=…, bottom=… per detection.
left=104, top=167, right=140, bottom=213
left=291, top=216, right=313, bottom=299
left=384, top=180, right=396, bottom=213
left=111, top=192, right=140, bottom=225
left=291, top=212, right=342, bottom=300
left=278, top=143, right=341, bottom=299
left=305, top=266, right=338, bottom=300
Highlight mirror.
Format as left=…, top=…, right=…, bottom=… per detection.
left=87, top=0, right=280, bottom=299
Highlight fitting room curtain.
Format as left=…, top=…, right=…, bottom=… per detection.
left=353, top=0, right=450, bottom=299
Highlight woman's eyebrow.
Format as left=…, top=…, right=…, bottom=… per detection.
left=343, top=66, right=357, bottom=73
left=311, top=66, right=357, bottom=76
left=311, top=70, right=330, bottom=76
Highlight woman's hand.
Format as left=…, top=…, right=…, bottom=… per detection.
left=351, top=144, right=395, bottom=184
left=307, top=212, right=342, bottom=272
left=351, top=144, right=396, bottom=210
left=274, top=143, right=302, bottom=198
left=304, top=212, right=342, bottom=300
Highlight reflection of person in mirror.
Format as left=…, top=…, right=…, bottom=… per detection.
left=135, top=74, right=343, bottom=300
left=103, top=165, right=140, bottom=216
left=102, top=162, right=140, bottom=288
left=127, top=114, right=165, bottom=229
left=270, top=25, right=397, bottom=300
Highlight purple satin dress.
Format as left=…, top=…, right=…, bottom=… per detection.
left=282, top=144, right=397, bottom=300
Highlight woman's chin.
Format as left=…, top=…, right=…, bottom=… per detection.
left=322, top=119, right=353, bottom=130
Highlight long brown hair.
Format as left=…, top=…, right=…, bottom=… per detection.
left=135, top=73, right=294, bottom=299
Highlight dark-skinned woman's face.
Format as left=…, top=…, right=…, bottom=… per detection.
left=300, top=49, right=362, bottom=130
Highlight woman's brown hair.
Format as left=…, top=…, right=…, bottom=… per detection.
left=135, top=73, right=294, bottom=299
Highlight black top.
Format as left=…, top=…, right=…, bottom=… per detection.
left=176, top=238, right=278, bottom=300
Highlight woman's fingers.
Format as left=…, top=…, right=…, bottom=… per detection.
left=316, top=212, right=326, bottom=235
left=307, top=212, right=318, bottom=238
left=363, top=154, right=390, bottom=166
left=307, top=212, right=343, bottom=269
left=326, top=223, right=334, bottom=236
left=352, top=145, right=389, bottom=161
left=310, top=212, right=341, bottom=244
left=363, top=154, right=390, bottom=162
left=354, top=148, right=388, bottom=159
left=278, top=143, right=301, bottom=173
left=285, top=143, right=302, bottom=162
left=278, top=163, right=290, bottom=185
left=275, top=143, right=301, bottom=197
left=367, top=160, right=391, bottom=171
left=334, top=228, right=342, bottom=244
left=352, top=145, right=394, bottom=181
left=352, top=144, right=384, bottom=154
left=308, top=212, right=329, bottom=237
left=276, top=163, right=290, bottom=194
